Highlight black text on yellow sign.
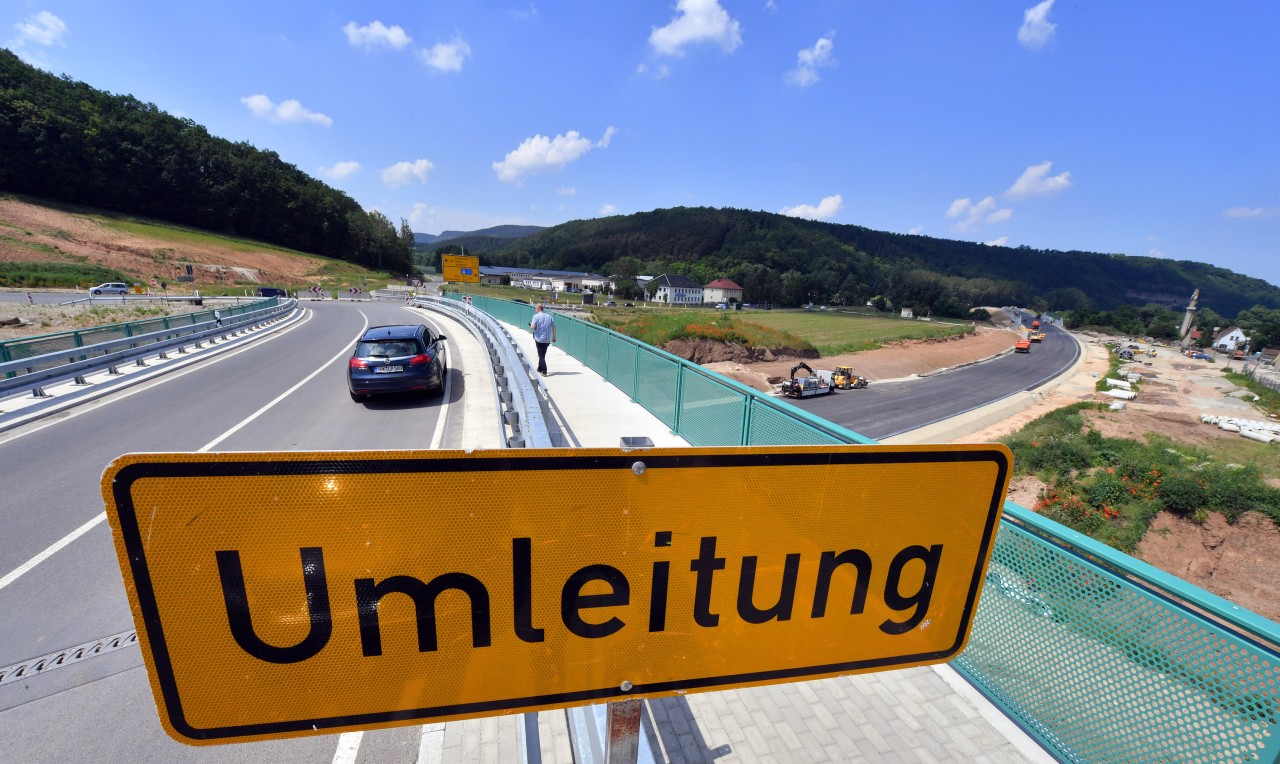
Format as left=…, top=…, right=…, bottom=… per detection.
left=101, top=445, right=1011, bottom=745
left=441, top=254, right=479, bottom=283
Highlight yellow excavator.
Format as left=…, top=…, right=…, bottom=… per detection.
left=833, top=365, right=868, bottom=390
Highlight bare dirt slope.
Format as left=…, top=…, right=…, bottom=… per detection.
left=698, top=326, right=1017, bottom=392
left=0, top=197, right=331, bottom=288
left=696, top=327, right=1280, bottom=622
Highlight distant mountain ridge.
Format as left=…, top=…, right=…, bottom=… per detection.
left=415, top=225, right=546, bottom=245
left=487, top=207, right=1280, bottom=317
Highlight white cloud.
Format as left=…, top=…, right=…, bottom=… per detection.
left=984, top=236, right=1010, bottom=247
left=946, top=196, right=1013, bottom=232
left=14, top=10, right=66, bottom=46
left=908, top=225, right=924, bottom=235
left=1147, top=248, right=1167, bottom=258
left=1018, top=0, right=1057, bottom=51
left=557, top=187, right=578, bottom=196
left=597, top=126, right=618, bottom=148
left=241, top=95, right=333, bottom=126
left=1224, top=207, right=1280, bottom=219
left=649, top=0, right=743, bottom=57
left=764, top=1, right=778, bottom=12
left=779, top=194, right=843, bottom=220
left=418, top=36, right=472, bottom=72
left=492, top=128, right=613, bottom=183
left=381, top=159, right=435, bottom=187
left=408, top=203, right=433, bottom=229
left=598, top=203, right=619, bottom=216
left=1005, top=161, right=1072, bottom=199
left=636, top=62, right=672, bottom=79
left=786, top=34, right=836, bottom=88
left=319, top=161, right=361, bottom=179
left=511, top=4, right=539, bottom=21
left=343, top=20, right=412, bottom=50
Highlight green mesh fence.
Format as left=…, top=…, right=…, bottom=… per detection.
left=956, top=510, right=1280, bottom=763
left=452, top=292, right=1280, bottom=763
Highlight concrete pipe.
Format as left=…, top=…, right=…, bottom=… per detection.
left=1102, top=389, right=1137, bottom=400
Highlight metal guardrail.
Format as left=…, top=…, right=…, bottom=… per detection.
left=455, top=292, right=1280, bottom=764
left=0, top=299, right=296, bottom=398
left=414, top=296, right=553, bottom=448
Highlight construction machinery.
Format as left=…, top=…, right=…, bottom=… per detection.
left=780, top=362, right=834, bottom=398
left=1015, top=338, right=1032, bottom=353
left=1031, top=318, right=1041, bottom=330
left=833, top=365, right=868, bottom=389
left=1030, top=331, right=1046, bottom=342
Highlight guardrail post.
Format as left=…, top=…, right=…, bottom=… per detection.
left=740, top=396, right=753, bottom=446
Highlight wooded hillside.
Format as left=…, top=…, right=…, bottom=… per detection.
left=0, top=50, right=412, bottom=275
left=491, top=207, right=1280, bottom=318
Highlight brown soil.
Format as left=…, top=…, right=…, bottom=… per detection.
left=693, top=326, right=1017, bottom=392
left=692, top=326, right=1280, bottom=623
left=0, top=197, right=332, bottom=289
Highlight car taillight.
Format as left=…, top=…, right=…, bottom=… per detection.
left=349, top=357, right=368, bottom=369
left=409, top=352, right=433, bottom=366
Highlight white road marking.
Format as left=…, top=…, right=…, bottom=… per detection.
left=196, top=313, right=367, bottom=452
left=331, top=731, right=363, bottom=764
left=0, top=309, right=368, bottom=591
left=0, top=308, right=314, bottom=446
left=0, top=513, right=105, bottom=593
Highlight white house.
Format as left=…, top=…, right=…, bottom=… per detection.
left=645, top=274, right=704, bottom=305
left=1213, top=326, right=1249, bottom=352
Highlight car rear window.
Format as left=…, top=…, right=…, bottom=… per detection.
left=356, top=340, right=420, bottom=358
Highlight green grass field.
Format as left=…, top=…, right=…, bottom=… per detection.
left=446, top=284, right=974, bottom=354
left=741, top=309, right=972, bottom=355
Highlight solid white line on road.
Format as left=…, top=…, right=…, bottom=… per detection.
left=0, top=308, right=314, bottom=447
left=0, top=309, right=366, bottom=593
left=430, top=342, right=451, bottom=450
left=0, top=513, right=105, bottom=593
left=196, top=313, right=367, bottom=452
left=331, top=731, right=363, bottom=764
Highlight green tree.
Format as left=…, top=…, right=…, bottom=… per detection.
left=1235, top=305, right=1280, bottom=350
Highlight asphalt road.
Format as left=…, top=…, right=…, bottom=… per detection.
left=0, top=300, right=1077, bottom=761
left=785, top=313, right=1080, bottom=439
left=0, top=300, right=462, bottom=763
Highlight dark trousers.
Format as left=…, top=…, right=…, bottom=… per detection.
left=535, top=341, right=550, bottom=374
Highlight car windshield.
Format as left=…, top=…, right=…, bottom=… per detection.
left=356, top=340, right=418, bottom=358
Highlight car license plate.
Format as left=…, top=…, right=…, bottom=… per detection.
left=374, top=365, right=403, bottom=374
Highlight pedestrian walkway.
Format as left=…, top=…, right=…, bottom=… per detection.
left=498, top=318, right=1054, bottom=764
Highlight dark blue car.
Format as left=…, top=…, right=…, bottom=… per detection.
left=347, top=324, right=447, bottom=402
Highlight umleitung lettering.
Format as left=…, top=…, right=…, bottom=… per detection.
left=215, top=534, right=944, bottom=664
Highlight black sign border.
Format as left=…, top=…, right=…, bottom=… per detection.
left=109, top=448, right=1009, bottom=742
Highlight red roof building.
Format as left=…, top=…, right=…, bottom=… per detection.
left=703, top=278, right=744, bottom=305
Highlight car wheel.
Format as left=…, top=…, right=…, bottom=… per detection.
left=92, top=290, right=101, bottom=295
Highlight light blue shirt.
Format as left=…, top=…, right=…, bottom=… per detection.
left=530, top=311, right=555, bottom=343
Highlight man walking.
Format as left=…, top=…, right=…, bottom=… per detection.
left=529, top=303, right=556, bottom=376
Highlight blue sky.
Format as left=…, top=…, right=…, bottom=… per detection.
left=7, top=2, right=1279, bottom=287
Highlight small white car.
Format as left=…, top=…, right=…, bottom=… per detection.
left=91, top=282, right=129, bottom=295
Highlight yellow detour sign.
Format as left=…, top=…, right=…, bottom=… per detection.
left=101, top=444, right=1011, bottom=745
left=441, top=254, right=479, bottom=283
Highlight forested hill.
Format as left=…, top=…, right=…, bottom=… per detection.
left=493, top=207, right=1280, bottom=318
left=0, top=49, right=412, bottom=274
